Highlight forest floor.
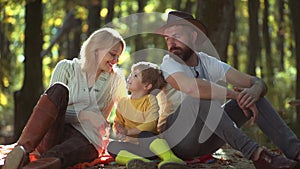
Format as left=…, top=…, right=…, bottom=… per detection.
left=1, top=125, right=256, bottom=169
left=0, top=124, right=254, bottom=169
left=82, top=144, right=255, bottom=169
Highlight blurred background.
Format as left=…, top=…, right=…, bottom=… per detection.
left=0, top=0, right=300, bottom=148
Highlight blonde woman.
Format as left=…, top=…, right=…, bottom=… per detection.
left=3, top=28, right=127, bottom=169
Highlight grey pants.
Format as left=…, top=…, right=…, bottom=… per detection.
left=107, top=131, right=159, bottom=159
left=162, top=97, right=300, bottom=160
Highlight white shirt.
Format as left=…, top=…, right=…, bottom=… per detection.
left=157, top=52, right=230, bottom=130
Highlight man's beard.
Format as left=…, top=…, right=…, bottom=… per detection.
left=169, top=46, right=194, bottom=62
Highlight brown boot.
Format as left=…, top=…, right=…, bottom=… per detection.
left=3, top=145, right=27, bottom=169
left=253, top=149, right=297, bottom=169
left=4, top=95, right=60, bottom=169
left=23, top=157, right=61, bottom=169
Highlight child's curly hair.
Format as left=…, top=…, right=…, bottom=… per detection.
left=131, top=61, right=167, bottom=92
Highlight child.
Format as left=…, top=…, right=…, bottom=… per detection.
left=107, top=62, right=188, bottom=169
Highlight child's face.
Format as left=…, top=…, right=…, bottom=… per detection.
left=127, top=69, right=147, bottom=93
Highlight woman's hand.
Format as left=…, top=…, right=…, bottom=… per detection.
left=79, top=110, right=108, bottom=129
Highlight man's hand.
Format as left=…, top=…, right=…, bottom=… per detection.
left=234, top=87, right=260, bottom=123
left=234, top=87, right=260, bottom=107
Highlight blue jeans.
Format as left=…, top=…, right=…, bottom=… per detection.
left=162, top=97, right=300, bottom=160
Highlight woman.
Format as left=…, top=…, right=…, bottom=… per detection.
left=3, top=27, right=127, bottom=169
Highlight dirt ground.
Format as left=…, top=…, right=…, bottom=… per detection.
left=0, top=143, right=255, bottom=169
left=85, top=144, right=256, bottom=169
left=1, top=126, right=255, bottom=169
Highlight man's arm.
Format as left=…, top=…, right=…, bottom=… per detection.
left=166, top=72, right=239, bottom=100
left=225, top=67, right=268, bottom=123
left=225, top=67, right=268, bottom=98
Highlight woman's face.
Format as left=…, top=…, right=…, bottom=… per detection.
left=96, top=42, right=123, bottom=73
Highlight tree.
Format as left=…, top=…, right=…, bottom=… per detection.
left=132, top=0, right=147, bottom=63
left=14, top=0, right=44, bottom=141
left=277, top=0, right=285, bottom=71
left=262, top=0, right=274, bottom=87
left=231, top=1, right=239, bottom=69
left=247, top=0, right=261, bottom=76
left=87, top=0, right=101, bottom=36
left=289, top=0, right=300, bottom=134
left=105, top=0, right=115, bottom=24
left=196, top=0, right=234, bottom=62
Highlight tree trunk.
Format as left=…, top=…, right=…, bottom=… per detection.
left=14, top=0, right=43, bottom=141
left=277, top=0, right=285, bottom=71
left=0, top=19, right=12, bottom=90
left=184, top=0, right=193, bottom=13
left=196, top=0, right=234, bottom=62
left=133, top=0, right=147, bottom=63
left=289, top=0, right=300, bottom=135
left=262, top=0, right=273, bottom=83
left=247, top=0, right=261, bottom=76
left=231, top=2, right=239, bottom=69
left=67, top=18, right=82, bottom=60
left=105, top=0, right=115, bottom=24
left=174, top=0, right=182, bottom=11
left=87, top=0, right=101, bottom=36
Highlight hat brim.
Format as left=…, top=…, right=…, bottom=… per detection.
left=156, top=18, right=207, bottom=36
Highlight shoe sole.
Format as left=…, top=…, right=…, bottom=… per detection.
left=3, top=146, right=25, bottom=169
left=127, top=159, right=156, bottom=169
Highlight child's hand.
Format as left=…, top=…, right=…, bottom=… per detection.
left=113, top=122, right=127, bottom=141
left=114, top=122, right=127, bottom=135
left=115, top=133, right=126, bottom=141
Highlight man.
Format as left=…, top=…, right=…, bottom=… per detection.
left=156, top=11, right=300, bottom=169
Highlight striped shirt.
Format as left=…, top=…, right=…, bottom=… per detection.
left=50, top=58, right=127, bottom=150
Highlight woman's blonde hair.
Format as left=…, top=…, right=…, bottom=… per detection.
left=80, top=27, right=126, bottom=72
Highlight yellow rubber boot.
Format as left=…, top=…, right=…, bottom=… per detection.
left=149, top=138, right=188, bottom=169
left=115, top=150, right=156, bottom=169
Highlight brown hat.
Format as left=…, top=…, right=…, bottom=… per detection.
left=156, top=11, right=207, bottom=35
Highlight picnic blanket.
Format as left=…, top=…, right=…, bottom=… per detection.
left=0, top=144, right=215, bottom=168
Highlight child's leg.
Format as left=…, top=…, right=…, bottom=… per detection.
left=138, top=131, right=189, bottom=169
left=107, top=141, right=156, bottom=169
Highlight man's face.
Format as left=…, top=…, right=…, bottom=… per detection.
left=163, top=25, right=194, bottom=61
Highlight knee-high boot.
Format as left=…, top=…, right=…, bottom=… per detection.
left=149, top=138, right=189, bottom=169
left=3, top=83, right=69, bottom=169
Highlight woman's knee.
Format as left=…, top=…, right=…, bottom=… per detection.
left=45, top=82, right=69, bottom=109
